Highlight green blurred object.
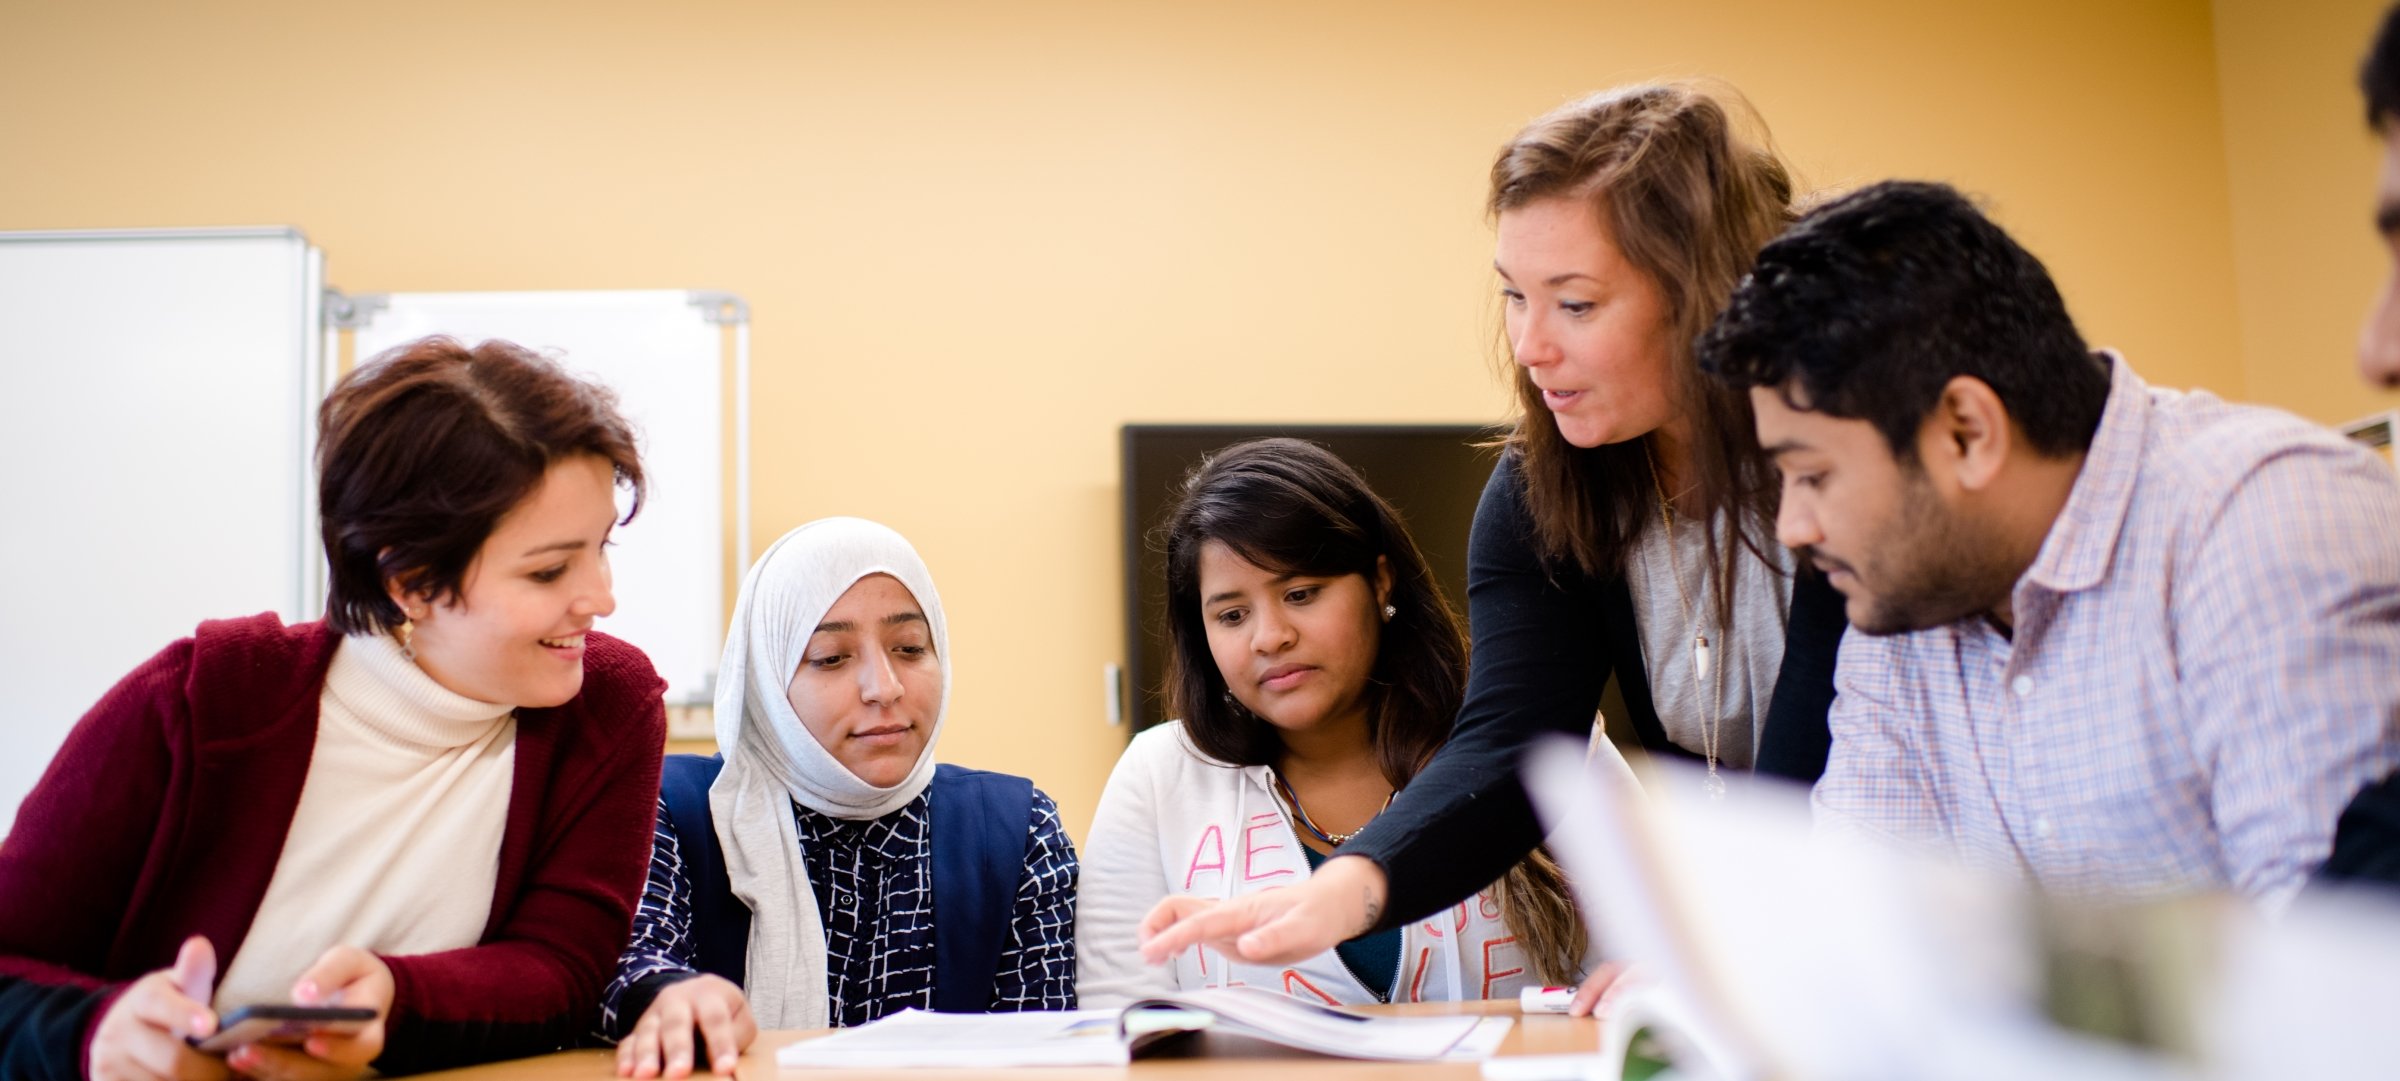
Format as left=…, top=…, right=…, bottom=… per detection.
left=2034, top=893, right=2221, bottom=1065
left=1622, top=1028, right=1672, bottom=1081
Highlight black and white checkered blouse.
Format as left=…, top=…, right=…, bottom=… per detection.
left=600, top=786, right=1078, bottom=1034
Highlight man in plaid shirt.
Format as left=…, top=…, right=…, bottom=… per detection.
left=1700, top=180, right=2400, bottom=910
left=2316, top=2, right=2400, bottom=886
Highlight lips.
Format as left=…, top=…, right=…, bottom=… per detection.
left=1540, top=387, right=1585, bottom=409
left=1259, top=663, right=1316, bottom=691
left=538, top=634, right=586, bottom=649
left=852, top=722, right=914, bottom=746
left=1810, top=556, right=1857, bottom=588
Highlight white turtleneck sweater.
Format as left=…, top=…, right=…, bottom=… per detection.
left=215, top=634, right=518, bottom=1010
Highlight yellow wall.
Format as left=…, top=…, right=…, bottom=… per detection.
left=2214, top=0, right=2400, bottom=426
left=0, top=0, right=2259, bottom=840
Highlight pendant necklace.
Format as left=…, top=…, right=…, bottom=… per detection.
left=1273, top=770, right=1394, bottom=845
left=1647, top=441, right=1727, bottom=800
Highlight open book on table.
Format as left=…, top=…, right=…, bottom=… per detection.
left=777, top=985, right=1515, bottom=1069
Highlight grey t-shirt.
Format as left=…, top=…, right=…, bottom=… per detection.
left=1625, top=512, right=1794, bottom=770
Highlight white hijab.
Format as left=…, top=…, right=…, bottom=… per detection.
left=708, top=517, right=950, bottom=1028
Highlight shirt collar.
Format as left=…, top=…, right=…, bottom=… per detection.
left=794, top=791, right=929, bottom=855
left=2020, top=351, right=2150, bottom=595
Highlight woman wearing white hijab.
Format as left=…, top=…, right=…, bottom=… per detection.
left=601, top=518, right=1078, bottom=1078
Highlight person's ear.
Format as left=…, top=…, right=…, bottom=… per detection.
left=1373, top=555, right=1394, bottom=612
left=382, top=552, right=412, bottom=617
left=382, top=556, right=430, bottom=623
left=1921, top=376, right=2013, bottom=492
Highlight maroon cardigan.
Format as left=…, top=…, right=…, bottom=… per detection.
left=0, top=613, right=666, bottom=1078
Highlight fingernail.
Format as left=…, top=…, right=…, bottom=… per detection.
left=294, top=979, right=319, bottom=1002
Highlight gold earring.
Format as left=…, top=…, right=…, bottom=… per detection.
left=395, top=617, right=417, bottom=660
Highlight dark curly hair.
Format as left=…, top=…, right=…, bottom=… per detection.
left=1698, top=180, right=2107, bottom=461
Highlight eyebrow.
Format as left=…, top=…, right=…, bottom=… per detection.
left=813, top=611, right=927, bottom=635
left=1203, top=573, right=1315, bottom=608
left=1489, top=263, right=1602, bottom=289
left=520, top=540, right=587, bottom=558
left=2378, top=201, right=2400, bottom=238
left=1760, top=439, right=1813, bottom=458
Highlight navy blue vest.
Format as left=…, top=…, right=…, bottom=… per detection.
left=654, top=754, right=1035, bottom=1014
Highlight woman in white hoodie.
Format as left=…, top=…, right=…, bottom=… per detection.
left=1079, top=439, right=1587, bottom=1007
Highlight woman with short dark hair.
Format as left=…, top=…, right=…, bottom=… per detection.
left=0, top=336, right=668, bottom=1081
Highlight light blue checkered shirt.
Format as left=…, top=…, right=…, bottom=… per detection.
left=1815, top=354, right=2400, bottom=909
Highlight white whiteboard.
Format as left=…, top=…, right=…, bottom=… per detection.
left=352, top=291, right=742, bottom=708
left=0, top=228, right=325, bottom=839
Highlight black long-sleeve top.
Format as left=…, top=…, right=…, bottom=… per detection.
left=2322, top=772, right=2400, bottom=887
left=1342, top=451, right=1849, bottom=930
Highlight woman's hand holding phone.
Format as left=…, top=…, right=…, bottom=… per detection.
left=220, top=946, right=393, bottom=1081
left=89, top=936, right=230, bottom=1081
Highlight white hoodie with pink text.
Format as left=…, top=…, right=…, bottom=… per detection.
left=1076, top=722, right=1556, bottom=1009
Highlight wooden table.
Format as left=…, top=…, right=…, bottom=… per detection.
left=409, top=1002, right=1601, bottom=1080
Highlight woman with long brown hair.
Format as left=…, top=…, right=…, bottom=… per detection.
left=1081, top=438, right=1586, bottom=1006
left=1139, top=82, right=1847, bottom=1008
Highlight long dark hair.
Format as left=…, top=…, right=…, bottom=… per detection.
left=1489, top=82, right=1794, bottom=624
left=1162, top=438, right=1460, bottom=786
left=1159, top=437, right=1586, bottom=983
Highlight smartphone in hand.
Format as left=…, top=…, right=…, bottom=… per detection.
left=189, top=1005, right=379, bottom=1054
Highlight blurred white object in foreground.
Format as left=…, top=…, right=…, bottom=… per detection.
left=1525, top=738, right=2219, bottom=1081
left=2207, top=882, right=2400, bottom=1078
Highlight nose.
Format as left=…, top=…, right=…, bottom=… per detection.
left=1510, top=307, right=1560, bottom=370
left=1249, top=604, right=1297, bottom=655
left=573, top=555, right=617, bottom=620
left=2360, top=278, right=2400, bottom=390
left=1775, top=486, right=1823, bottom=552
left=857, top=647, right=904, bottom=706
